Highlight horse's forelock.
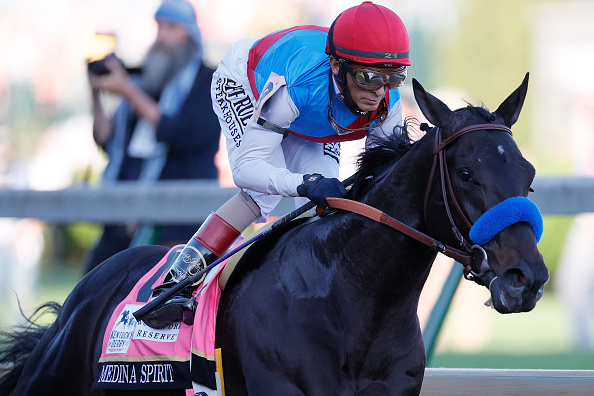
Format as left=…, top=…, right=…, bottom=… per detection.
left=440, top=105, right=497, bottom=136
left=454, top=104, right=495, bottom=123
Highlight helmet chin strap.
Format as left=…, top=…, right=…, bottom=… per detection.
left=333, top=64, right=369, bottom=117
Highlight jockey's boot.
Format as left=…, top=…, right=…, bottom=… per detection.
left=142, top=191, right=261, bottom=329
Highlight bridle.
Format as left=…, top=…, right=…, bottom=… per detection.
left=423, top=122, right=513, bottom=282
left=326, top=122, right=513, bottom=285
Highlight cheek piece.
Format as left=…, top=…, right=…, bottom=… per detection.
left=469, top=196, right=544, bottom=245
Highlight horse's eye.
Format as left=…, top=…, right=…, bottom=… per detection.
left=458, top=170, right=472, bottom=181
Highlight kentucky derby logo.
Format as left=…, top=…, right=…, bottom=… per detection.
left=106, top=304, right=142, bottom=354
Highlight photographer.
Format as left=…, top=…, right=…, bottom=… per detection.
left=85, top=0, right=221, bottom=274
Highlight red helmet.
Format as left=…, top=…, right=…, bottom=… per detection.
left=326, top=1, right=411, bottom=67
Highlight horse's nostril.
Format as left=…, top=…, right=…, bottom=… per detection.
left=503, top=268, right=527, bottom=290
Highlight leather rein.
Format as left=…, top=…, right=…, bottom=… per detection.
left=326, top=122, right=513, bottom=283
left=326, top=197, right=473, bottom=265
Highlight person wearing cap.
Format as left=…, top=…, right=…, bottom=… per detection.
left=86, top=0, right=221, bottom=274
left=143, top=1, right=410, bottom=328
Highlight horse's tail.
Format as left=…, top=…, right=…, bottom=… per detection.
left=0, top=302, right=61, bottom=394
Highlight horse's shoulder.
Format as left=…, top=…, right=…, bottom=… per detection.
left=223, top=216, right=315, bottom=291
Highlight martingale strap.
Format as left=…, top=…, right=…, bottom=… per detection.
left=469, top=196, right=543, bottom=245
left=326, top=197, right=472, bottom=265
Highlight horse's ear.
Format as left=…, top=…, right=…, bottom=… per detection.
left=495, top=72, right=529, bottom=127
left=412, top=78, right=452, bottom=127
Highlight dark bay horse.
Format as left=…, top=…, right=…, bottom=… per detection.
left=0, top=75, right=548, bottom=395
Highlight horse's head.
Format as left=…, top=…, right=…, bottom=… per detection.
left=413, top=74, right=549, bottom=314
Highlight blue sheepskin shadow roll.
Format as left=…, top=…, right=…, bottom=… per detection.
left=469, top=196, right=543, bottom=245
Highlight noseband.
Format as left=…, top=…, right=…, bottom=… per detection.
left=422, top=123, right=513, bottom=282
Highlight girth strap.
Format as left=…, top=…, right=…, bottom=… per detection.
left=326, top=197, right=472, bottom=265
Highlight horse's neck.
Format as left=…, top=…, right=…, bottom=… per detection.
left=334, top=216, right=436, bottom=370
left=342, top=132, right=439, bottom=314
left=363, top=131, right=436, bottom=230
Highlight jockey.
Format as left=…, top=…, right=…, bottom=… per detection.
left=144, top=1, right=411, bottom=328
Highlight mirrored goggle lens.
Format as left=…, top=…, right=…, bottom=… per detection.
left=353, top=69, right=407, bottom=90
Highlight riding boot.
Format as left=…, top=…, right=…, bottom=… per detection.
left=142, top=212, right=240, bottom=329
left=142, top=191, right=261, bottom=329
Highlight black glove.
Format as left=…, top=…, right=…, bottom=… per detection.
left=296, top=173, right=347, bottom=207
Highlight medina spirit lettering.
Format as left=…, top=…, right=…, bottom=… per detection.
left=98, top=363, right=175, bottom=384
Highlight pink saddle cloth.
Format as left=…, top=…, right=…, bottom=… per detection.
left=92, top=245, right=224, bottom=393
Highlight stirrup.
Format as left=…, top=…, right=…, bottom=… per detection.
left=142, top=283, right=194, bottom=329
left=141, top=211, right=242, bottom=329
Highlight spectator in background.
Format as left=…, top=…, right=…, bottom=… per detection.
left=85, top=0, right=220, bottom=274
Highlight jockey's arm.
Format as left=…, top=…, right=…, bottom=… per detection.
left=231, top=85, right=304, bottom=197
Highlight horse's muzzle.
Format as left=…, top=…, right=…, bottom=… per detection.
left=488, top=262, right=549, bottom=314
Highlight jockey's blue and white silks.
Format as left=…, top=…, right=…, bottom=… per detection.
left=212, top=26, right=405, bottom=221
left=469, top=197, right=543, bottom=245
left=247, top=26, right=401, bottom=142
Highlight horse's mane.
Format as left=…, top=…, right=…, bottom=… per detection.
left=349, top=118, right=417, bottom=200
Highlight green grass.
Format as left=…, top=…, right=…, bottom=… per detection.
left=484, top=295, right=573, bottom=353
left=0, top=264, right=80, bottom=329
left=428, top=294, right=594, bottom=370
left=429, top=352, right=594, bottom=370
left=35, top=264, right=80, bottom=306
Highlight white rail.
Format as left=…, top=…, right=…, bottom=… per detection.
left=422, top=368, right=594, bottom=395
left=0, top=177, right=591, bottom=223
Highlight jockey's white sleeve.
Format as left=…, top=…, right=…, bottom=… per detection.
left=231, top=86, right=304, bottom=197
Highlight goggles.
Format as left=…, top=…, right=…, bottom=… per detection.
left=342, top=62, right=407, bottom=91
left=327, top=93, right=388, bottom=135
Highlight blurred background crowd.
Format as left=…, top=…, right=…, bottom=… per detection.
left=0, top=0, right=593, bottom=369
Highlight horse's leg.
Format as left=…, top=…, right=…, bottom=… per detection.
left=13, top=246, right=169, bottom=395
